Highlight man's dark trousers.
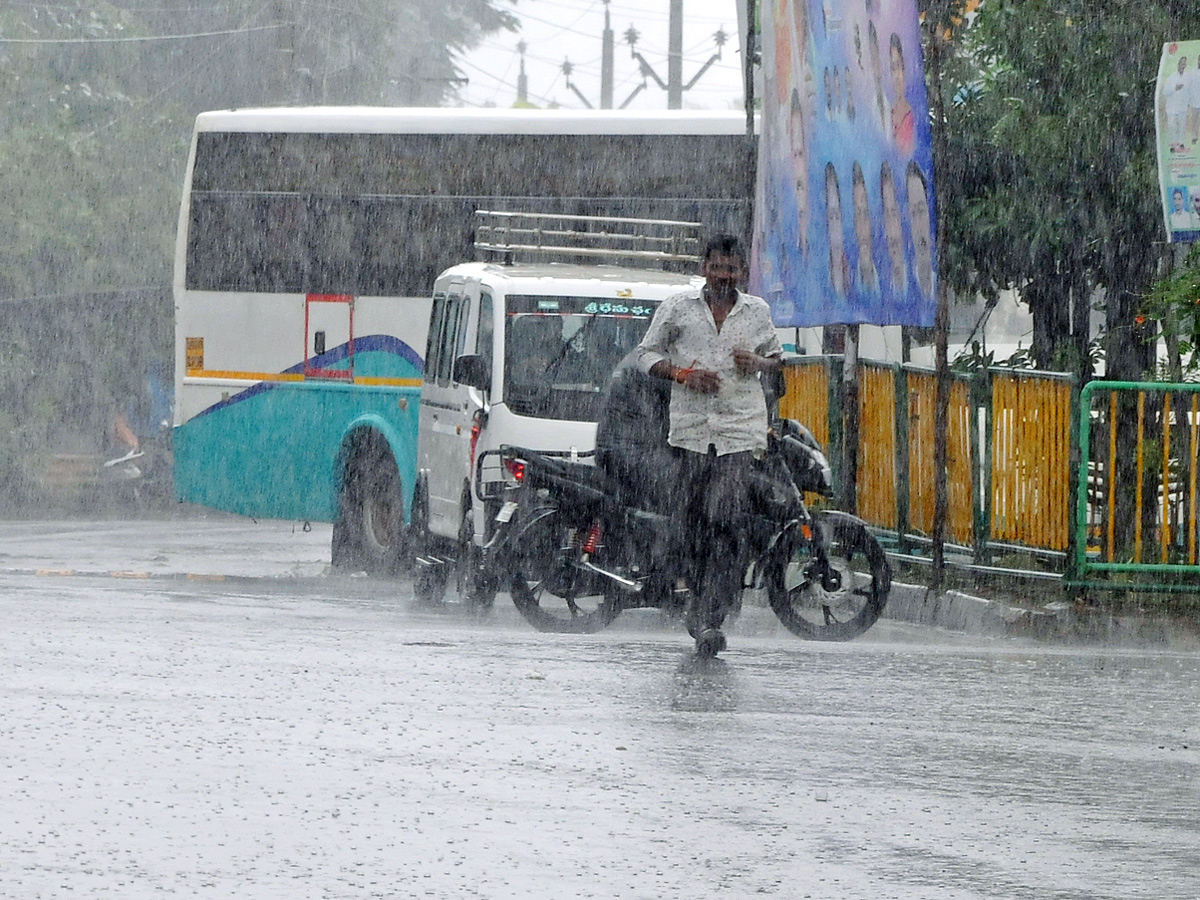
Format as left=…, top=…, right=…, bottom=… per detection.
left=677, top=446, right=752, bottom=635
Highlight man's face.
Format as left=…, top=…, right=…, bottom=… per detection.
left=1191, top=194, right=1200, bottom=218
left=702, top=252, right=743, bottom=301
left=1174, top=191, right=1186, bottom=212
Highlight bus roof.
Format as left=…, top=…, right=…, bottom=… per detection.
left=193, top=106, right=753, bottom=137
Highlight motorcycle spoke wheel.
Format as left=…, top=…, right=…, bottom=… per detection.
left=768, top=511, right=890, bottom=641
left=505, top=509, right=621, bottom=634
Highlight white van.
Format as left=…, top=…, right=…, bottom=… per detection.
left=413, top=258, right=702, bottom=603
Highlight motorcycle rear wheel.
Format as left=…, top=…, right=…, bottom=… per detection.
left=505, top=507, right=623, bottom=634
left=766, top=511, right=890, bottom=641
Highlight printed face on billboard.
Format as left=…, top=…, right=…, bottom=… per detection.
left=906, top=162, right=933, bottom=299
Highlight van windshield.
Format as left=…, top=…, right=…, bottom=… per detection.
left=504, top=294, right=663, bottom=421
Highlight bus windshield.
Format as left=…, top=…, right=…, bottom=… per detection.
left=504, top=295, right=661, bottom=421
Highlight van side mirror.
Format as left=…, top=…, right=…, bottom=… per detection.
left=453, top=354, right=491, bottom=392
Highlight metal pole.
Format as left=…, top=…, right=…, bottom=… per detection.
left=927, top=15, right=951, bottom=591
left=668, top=0, right=683, bottom=108
left=742, top=0, right=757, bottom=248
left=841, top=324, right=861, bottom=515
left=743, top=0, right=756, bottom=139
left=602, top=3, right=614, bottom=109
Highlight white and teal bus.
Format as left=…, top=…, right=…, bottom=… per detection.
left=173, top=106, right=752, bottom=573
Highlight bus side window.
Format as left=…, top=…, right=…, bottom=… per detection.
left=476, top=292, right=494, bottom=382
left=425, top=293, right=448, bottom=379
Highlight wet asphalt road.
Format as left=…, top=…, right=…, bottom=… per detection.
left=0, top=518, right=1198, bottom=899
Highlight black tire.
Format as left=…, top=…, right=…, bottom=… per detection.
left=454, top=496, right=498, bottom=611
left=332, top=433, right=408, bottom=576
left=505, top=506, right=622, bottom=634
left=766, top=510, right=890, bottom=641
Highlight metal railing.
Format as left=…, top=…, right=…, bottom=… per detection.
left=473, top=210, right=703, bottom=264
left=781, top=357, right=1077, bottom=576
left=1071, top=381, right=1200, bottom=593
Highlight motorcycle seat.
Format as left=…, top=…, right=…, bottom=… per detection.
left=509, top=447, right=613, bottom=505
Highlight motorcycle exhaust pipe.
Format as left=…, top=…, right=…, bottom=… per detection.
left=577, top=559, right=643, bottom=593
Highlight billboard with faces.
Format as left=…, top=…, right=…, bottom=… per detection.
left=750, top=0, right=937, bottom=328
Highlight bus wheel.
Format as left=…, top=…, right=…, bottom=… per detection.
left=333, top=433, right=407, bottom=576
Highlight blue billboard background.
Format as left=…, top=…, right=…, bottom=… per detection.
left=750, top=0, right=937, bottom=328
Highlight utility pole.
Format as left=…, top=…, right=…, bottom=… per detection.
left=668, top=0, right=683, bottom=109
left=517, top=41, right=529, bottom=105
left=560, top=0, right=726, bottom=110
left=559, top=1, right=617, bottom=109
left=601, top=2, right=614, bottom=109
left=624, top=19, right=726, bottom=110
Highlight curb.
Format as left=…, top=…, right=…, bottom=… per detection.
left=883, top=581, right=1200, bottom=648
left=881, top=582, right=1062, bottom=638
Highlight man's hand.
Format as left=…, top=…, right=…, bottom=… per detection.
left=733, top=349, right=782, bottom=375
left=649, top=359, right=721, bottom=393
left=679, top=367, right=721, bottom=394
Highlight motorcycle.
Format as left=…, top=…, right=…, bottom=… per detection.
left=485, top=418, right=891, bottom=641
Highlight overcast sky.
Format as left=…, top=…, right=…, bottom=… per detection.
left=454, top=0, right=747, bottom=111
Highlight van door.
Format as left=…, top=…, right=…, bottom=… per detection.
left=419, top=279, right=479, bottom=538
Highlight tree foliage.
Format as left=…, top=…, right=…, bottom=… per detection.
left=930, top=0, right=1200, bottom=379
left=1142, top=244, right=1200, bottom=379
left=0, top=1, right=516, bottom=499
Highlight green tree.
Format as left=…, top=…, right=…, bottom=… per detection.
left=931, top=0, right=1200, bottom=381
left=0, top=1, right=517, bottom=503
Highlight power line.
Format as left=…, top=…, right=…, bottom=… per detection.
left=0, top=23, right=291, bottom=44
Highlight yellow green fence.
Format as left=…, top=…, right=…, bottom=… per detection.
left=1072, top=381, right=1200, bottom=592
left=782, top=357, right=1077, bottom=572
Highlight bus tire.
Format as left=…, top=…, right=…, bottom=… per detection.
left=334, top=432, right=408, bottom=576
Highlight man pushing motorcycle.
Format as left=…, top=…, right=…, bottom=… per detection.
left=634, top=234, right=783, bottom=657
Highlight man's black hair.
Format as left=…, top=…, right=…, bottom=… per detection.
left=704, top=233, right=746, bottom=262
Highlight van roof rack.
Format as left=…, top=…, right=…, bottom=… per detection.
left=473, top=210, right=703, bottom=266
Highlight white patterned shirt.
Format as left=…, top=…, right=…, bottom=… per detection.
left=636, top=287, right=783, bottom=455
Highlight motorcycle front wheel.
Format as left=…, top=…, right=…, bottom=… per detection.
left=766, top=510, right=890, bottom=641
left=504, top=506, right=623, bottom=634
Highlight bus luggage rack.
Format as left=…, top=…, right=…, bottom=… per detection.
left=474, top=210, right=703, bottom=265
